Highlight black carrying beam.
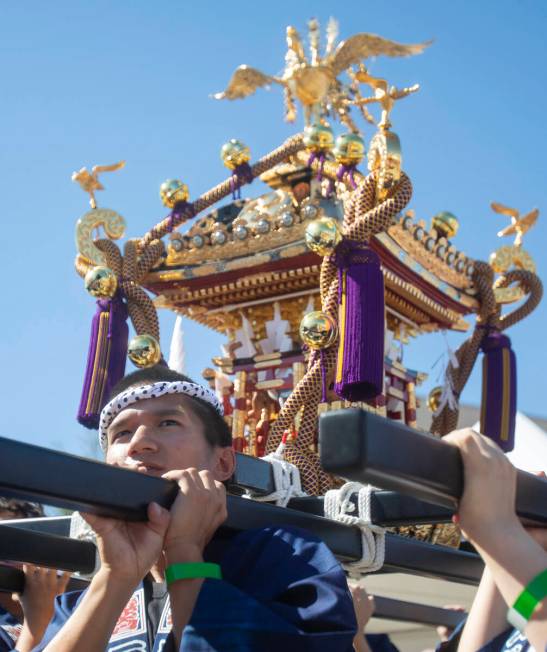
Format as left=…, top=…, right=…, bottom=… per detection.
left=0, top=525, right=96, bottom=574
left=288, top=492, right=453, bottom=526
left=372, top=596, right=466, bottom=628
left=0, top=435, right=179, bottom=520
left=0, top=564, right=90, bottom=595
left=234, top=454, right=454, bottom=525
left=228, top=453, right=276, bottom=496
left=319, top=409, right=547, bottom=523
left=0, top=436, right=483, bottom=584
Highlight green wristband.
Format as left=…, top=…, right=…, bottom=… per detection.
left=507, top=568, right=547, bottom=633
left=165, top=562, right=222, bottom=585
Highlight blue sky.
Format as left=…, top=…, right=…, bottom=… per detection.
left=0, top=1, right=546, bottom=457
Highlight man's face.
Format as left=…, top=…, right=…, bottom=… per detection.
left=106, top=393, right=223, bottom=477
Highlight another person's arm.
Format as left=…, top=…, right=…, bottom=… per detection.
left=13, top=565, right=70, bottom=652
left=350, top=584, right=375, bottom=652
left=444, top=429, right=547, bottom=651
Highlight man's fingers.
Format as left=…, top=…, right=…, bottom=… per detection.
left=147, top=501, right=171, bottom=533
left=57, top=571, right=71, bottom=590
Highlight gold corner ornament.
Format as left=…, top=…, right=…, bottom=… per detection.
left=72, top=160, right=127, bottom=265
left=75, top=208, right=126, bottom=266
left=72, top=161, right=126, bottom=209
left=214, top=17, right=430, bottom=129
left=488, top=202, right=539, bottom=304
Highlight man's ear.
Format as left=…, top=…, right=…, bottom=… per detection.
left=213, top=446, right=236, bottom=482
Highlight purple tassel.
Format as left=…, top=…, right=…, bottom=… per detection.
left=480, top=331, right=517, bottom=452
left=167, top=201, right=194, bottom=233
left=77, top=294, right=128, bottom=429
left=334, top=241, right=384, bottom=401
left=307, top=151, right=326, bottom=181
left=336, top=164, right=358, bottom=190
left=230, top=162, right=253, bottom=200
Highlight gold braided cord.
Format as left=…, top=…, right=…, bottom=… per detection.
left=266, top=172, right=413, bottom=493
left=431, top=264, right=543, bottom=436
left=93, top=238, right=165, bottom=341
left=138, top=134, right=305, bottom=249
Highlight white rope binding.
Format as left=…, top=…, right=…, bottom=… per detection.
left=324, top=482, right=385, bottom=577
left=244, top=440, right=307, bottom=507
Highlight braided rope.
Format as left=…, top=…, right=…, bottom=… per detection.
left=138, top=134, right=305, bottom=249
left=431, top=263, right=543, bottom=435
left=93, top=238, right=164, bottom=342
left=266, top=172, right=413, bottom=493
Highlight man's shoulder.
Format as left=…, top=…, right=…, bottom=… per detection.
left=218, top=525, right=343, bottom=586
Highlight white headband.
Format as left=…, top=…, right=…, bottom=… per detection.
left=99, top=381, right=224, bottom=450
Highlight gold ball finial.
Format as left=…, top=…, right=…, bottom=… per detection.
left=299, top=311, right=338, bottom=350
left=220, top=139, right=251, bottom=170
left=303, top=124, right=335, bottom=153
left=84, top=266, right=118, bottom=299
left=432, top=212, right=459, bottom=239
left=427, top=386, right=443, bottom=413
left=160, top=179, right=189, bottom=209
left=128, top=334, right=162, bottom=368
left=305, top=217, right=342, bottom=257
left=333, top=133, right=365, bottom=166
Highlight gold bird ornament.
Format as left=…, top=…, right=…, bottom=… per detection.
left=72, top=161, right=126, bottom=209
left=214, top=18, right=430, bottom=127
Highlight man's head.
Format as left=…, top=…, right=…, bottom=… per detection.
left=0, top=497, right=44, bottom=521
left=101, top=366, right=235, bottom=482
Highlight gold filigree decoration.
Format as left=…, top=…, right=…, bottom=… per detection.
left=489, top=202, right=539, bottom=304
left=75, top=208, right=126, bottom=266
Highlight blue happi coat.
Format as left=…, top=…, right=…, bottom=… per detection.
left=0, top=607, right=22, bottom=651
left=35, top=526, right=357, bottom=651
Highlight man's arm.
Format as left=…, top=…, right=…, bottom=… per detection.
left=43, top=568, right=134, bottom=652
left=161, top=468, right=228, bottom=648
left=42, top=501, right=170, bottom=652
left=444, top=430, right=547, bottom=652
left=457, top=567, right=510, bottom=652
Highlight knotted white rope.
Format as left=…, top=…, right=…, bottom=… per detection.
left=324, top=482, right=385, bottom=576
left=244, top=440, right=307, bottom=507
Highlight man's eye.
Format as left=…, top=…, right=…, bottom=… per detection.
left=159, top=419, right=180, bottom=427
left=111, top=430, right=131, bottom=442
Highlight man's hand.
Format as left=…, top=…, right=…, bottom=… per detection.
left=162, top=469, right=227, bottom=562
left=350, top=584, right=375, bottom=631
left=443, top=428, right=519, bottom=545
left=82, top=502, right=170, bottom=583
left=13, top=565, right=71, bottom=651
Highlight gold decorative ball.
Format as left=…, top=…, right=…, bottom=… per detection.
left=220, top=139, right=251, bottom=170
left=333, top=133, right=365, bottom=166
left=299, top=311, right=338, bottom=350
left=427, top=386, right=443, bottom=413
left=128, top=334, right=162, bottom=368
left=303, top=124, right=335, bottom=153
left=84, top=266, right=118, bottom=299
left=432, top=212, right=459, bottom=239
left=305, top=217, right=342, bottom=256
left=159, top=179, right=189, bottom=209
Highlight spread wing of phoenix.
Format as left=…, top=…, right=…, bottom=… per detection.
left=214, top=18, right=431, bottom=128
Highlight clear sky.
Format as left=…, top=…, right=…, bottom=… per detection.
left=0, top=0, right=546, bottom=458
